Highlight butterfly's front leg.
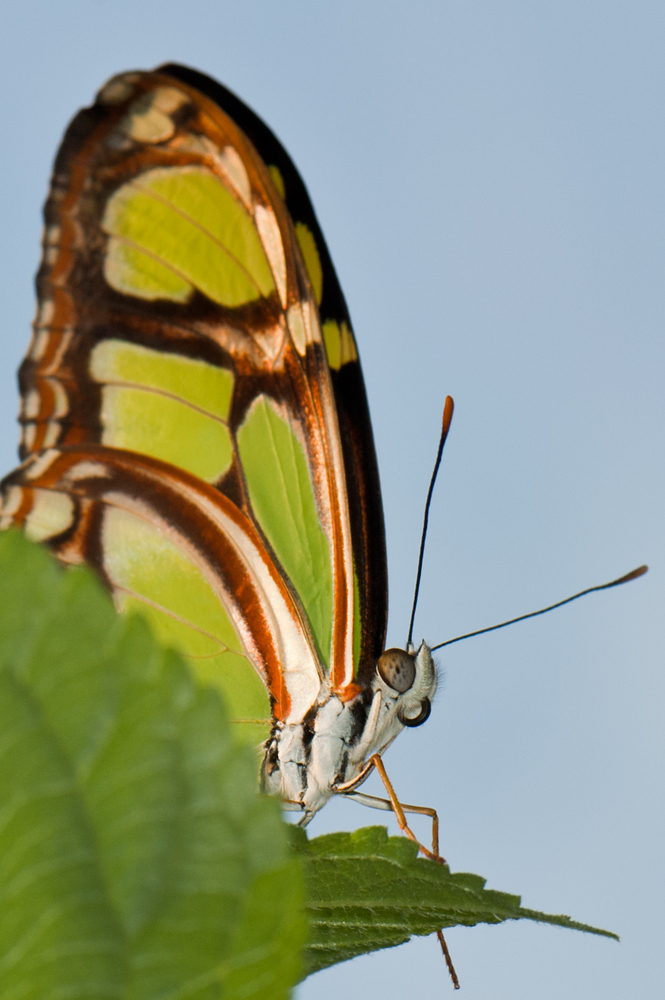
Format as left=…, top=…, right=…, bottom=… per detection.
left=333, top=754, right=443, bottom=864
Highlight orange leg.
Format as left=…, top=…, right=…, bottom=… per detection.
left=335, top=754, right=442, bottom=860
left=335, top=755, right=460, bottom=988
left=437, top=929, right=460, bottom=990
left=368, top=758, right=460, bottom=989
left=369, top=753, right=442, bottom=863
left=334, top=753, right=443, bottom=860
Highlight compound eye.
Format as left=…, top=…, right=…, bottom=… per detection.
left=377, top=648, right=416, bottom=693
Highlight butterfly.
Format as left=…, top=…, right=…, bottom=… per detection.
left=0, top=64, right=441, bottom=854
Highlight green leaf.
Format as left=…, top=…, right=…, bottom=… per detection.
left=293, top=825, right=618, bottom=976
left=0, top=531, right=306, bottom=1000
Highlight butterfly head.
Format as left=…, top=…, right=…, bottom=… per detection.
left=339, top=642, right=438, bottom=781
left=373, top=642, right=437, bottom=729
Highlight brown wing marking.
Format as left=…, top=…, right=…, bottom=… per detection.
left=0, top=445, right=324, bottom=724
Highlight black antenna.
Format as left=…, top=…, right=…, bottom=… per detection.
left=407, top=396, right=455, bottom=649
left=431, top=564, right=648, bottom=651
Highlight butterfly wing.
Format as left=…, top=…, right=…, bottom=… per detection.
left=5, top=67, right=387, bottom=736
left=159, top=65, right=389, bottom=679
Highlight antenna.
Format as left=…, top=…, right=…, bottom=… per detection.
left=407, top=396, right=455, bottom=649
left=431, top=564, right=648, bottom=651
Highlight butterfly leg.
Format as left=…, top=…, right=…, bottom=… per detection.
left=337, top=760, right=460, bottom=990
left=436, top=929, right=461, bottom=989
left=335, top=754, right=442, bottom=863
left=369, top=753, right=443, bottom=863
left=280, top=798, right=306, bottom=812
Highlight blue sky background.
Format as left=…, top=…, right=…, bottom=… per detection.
left=0, top=3, right=662, bottom=997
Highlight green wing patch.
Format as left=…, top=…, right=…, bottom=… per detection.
left=321, top=319, right=358, bottom=371
left=237, top=396, right=333, bottom=666
left=90, top=340, right=234, bottom=420
left=98, top=387, right=234, bottom=482
left=268, top=164, right=286, bottom=200
left=91, top=339, right=235, bottom=482
left=295, top=222, right=323, bottom=305
left=103, top=166, right=275, bottom=306
left=103, top=504, right=271, bottom=747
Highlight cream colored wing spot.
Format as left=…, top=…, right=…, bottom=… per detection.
left=252, top=321, right=287, bottom=364
left=42, top=422, right=61, bottom=448
left=22, top=391, right=41, bottom=421
left=28, top=329, right=74, bottom=374
left=286, top=302, right=319, bottom=356
left=21, top=424, right=37, bottom=452
left=28, top=329, right=49, bottom=362
left=35, top=299, right=55, bottom=328
left=24, top=449, right=60, bottom=481
left=174, top=136, right=252, bottom=209
left=0, top=485, right=25, bottom=526
left=97, top=74, right=140, bottom=105
left=42, top=224, right=61, bottom=264
left=303, top=300, right=319, bottom=346
left=42, top=330, right=74, bottom=377
left=21, top=379, right=68, bottom=425
left=49, top=380, right=69, bottom=419
left=118, top=87, right=189, bottom=144
left=255, top=204, right=287, bottom=308
left=218, top=145, right=252, bottom=207
left=151, top=87, right=188, bottom=114
left=23, top=489, right=75, bottom=542
left=64, top=460, right=112, bottom=482
left=44, top=224, right=61, bottom=248
left=286, top=304, right=306, bottom=354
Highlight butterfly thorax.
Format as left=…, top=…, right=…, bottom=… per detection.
left=261, top=643, right=438, bottom=822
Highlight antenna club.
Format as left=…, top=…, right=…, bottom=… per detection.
left=614, top=565, right=648, bottom=585
left=442, top=396, right=455, bottom=438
